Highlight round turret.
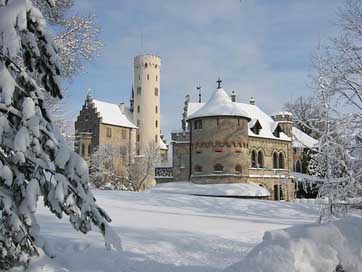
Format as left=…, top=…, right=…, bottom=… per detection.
left=133, top=55, right=161, bottom=154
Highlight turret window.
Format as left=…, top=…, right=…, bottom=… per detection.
left=155, top=106, right=158, bottom=113
left=155, top=88, right=159, bottom=96
left=194, top=165, right=202, bottom=172
left=156, top=75, right=158, bottom=81
left=137, top=134, right=140, bottom=142
left=155, top=134, right=158, bottom=143
left=106, top=128, right=112, bottom=137
left=147, top=74, right=150, bottom=80
left=137, top=105, right=140, bottom=113
left=137, top=87, right=141, bottom=95
left=155, top=120, right=158, bottom=128
left=214, top=163, right=224, bottom=172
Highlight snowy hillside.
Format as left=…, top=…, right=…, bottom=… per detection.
left=21, top=190, right=319, bottom=272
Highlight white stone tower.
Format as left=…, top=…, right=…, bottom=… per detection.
left=133, top=54, right=161, bottom=155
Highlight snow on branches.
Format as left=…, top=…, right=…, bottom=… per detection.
left=0, top=0, right=119, bottom=269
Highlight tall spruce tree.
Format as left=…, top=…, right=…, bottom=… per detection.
left=0, top=0, right=120, bottom=269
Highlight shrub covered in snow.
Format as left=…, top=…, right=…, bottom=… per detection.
left=225, top=216, right=362, bottom=272
left=0, top=0, right=119, bottom=269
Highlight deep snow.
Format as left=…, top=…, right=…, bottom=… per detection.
left=18, top=190, right=320, bottom=272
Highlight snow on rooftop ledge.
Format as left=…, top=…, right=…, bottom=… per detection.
left=149, top=182, right=270, bottom=197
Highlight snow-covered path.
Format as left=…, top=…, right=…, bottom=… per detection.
left=28, top=190, right=319, bottom=272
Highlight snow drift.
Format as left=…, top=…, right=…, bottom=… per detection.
left=225, top=216, right=362, bottom=272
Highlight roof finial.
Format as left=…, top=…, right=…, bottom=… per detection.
left=216, top=76, right=222, bottom=89
left=197, top=85, right=202, bottom=103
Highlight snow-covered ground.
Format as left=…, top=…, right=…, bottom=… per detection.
left=21, top=190, right=320, bottom=272
left=150, top=181, right=270, bottom=197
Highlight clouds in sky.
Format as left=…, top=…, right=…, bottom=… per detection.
left=67, top=0, right=340, bottom=137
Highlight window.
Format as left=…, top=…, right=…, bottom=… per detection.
left=217, top=117, right=220, bottom=126
left=137, top=105, right=140, bottom=113
left=155, top=134, right=158, bottom=143
left=147, top=74, right=150, bottom=80
left=122, top=129, right=127, bottom=139
left=145, top=63, right=148, bottom=68
left=155, top=64, right=158, bottom=68
left=156, top=75, right=158, bottom=81
left=155, top=87, right=159, bottom=96
left=120, top=146, right=127, bottom=158
left=155, top=105, right=158, bottom=113
left=251, top=120, right=262, bottom=135
left=194, top=165, right=202, bottom=172
left=155, top=120, right=158, bottom=128
left=194, top=120, right=198, bottom=129
left=198, top=120, right=202, bottom=129
left=251, top=150, right=257, bottom=168
left=137, top=86, right=141, bottom=95
left=273, top=152, right=279, bottom=169
left=235, top=164, right=242, bottom=173
left=87, top=145, right=91, bottom=156
left=238, top=118, right=240, bottom=126
left=295, top=160, right=302, bottom=173
left=214, top=163, right=224, bottom=172
left=137, top=120, right=140, bottom=127
left=139, top=74, right=140, bottom=80
left=106, top=127, right=112, bottom=137
left=81, top=143, right=85, bottom=156
left=279, top=152, right=285, bottom=169
left=137, top=134, right=140, bottom=142
left=257, top=150, right=264, bottom=168
left=85, top=115, right=89, bottom=122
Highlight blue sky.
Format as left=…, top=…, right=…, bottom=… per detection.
left=65, top=0, right=341, bottom=139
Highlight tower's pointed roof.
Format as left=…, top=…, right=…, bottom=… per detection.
left=187, top=87, right=250, bottom=120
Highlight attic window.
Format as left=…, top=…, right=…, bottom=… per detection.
left=273, top=124, right=283, bottom=138
left=251, top=120, right=262, bottom=135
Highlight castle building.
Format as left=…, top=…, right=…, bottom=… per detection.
left=172, top=79, right=317, bottom=200
left=75, top=55, right=168, bottom=187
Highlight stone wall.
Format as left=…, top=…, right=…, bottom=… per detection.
left=190, top=116, right=249, bottom=184
left=171, top=131, right=190, bottom=181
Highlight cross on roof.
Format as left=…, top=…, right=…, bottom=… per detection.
left=216, top=77, right=222, bottom=89
left=197, top=85, right=202, bottom=103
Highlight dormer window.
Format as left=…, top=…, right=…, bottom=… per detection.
left=250, top=119, right=262, bottom=135
left=273, top=124, right=283, bottom=138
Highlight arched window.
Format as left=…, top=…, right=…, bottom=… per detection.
left=235, top=164, right=242, bottom=173
left=214, top=163, right=224, bottom=172
left=145, top=63, right=148, bottom=68
left=273, top=152, right=279, bottom=169
left=147, top=74, right=150, bottom=80
left=257, top=150, right=264, bottom=168
left=155, top=88, right=159, bottom=96
left=194, top=165, right=202, bottom=172
left=81, top=143, right=85, bottom=156
left=295, top=160, right=302, bottom=173
left=251, top=150, right=257, bottom=168
left=279, top=152, right=285, bottom=169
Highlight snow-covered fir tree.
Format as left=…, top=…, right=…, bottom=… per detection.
left=0, top=0, right=120, bottom=269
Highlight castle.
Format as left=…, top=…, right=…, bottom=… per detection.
left=75, top=55, right=168, bottom=188
left=74, top=54, right=317, bottom=199
left=171, top=79, right=317, bottom=200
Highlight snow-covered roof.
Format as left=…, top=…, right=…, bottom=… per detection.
left=160, top=138, right=168, bottom=150
left=186, top=97, right=290, bottom=141
left=187, top=87, right=250, bottom=120
left=92, top=99, right=137, bottom=128
left=292, top=127, right=318, bottom=149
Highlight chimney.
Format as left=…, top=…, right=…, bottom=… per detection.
left=249, top=97, right=255, bottom=105
left=119, top=102, right=125, bottom=114
left=231, top=90, right=236, bottom=102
